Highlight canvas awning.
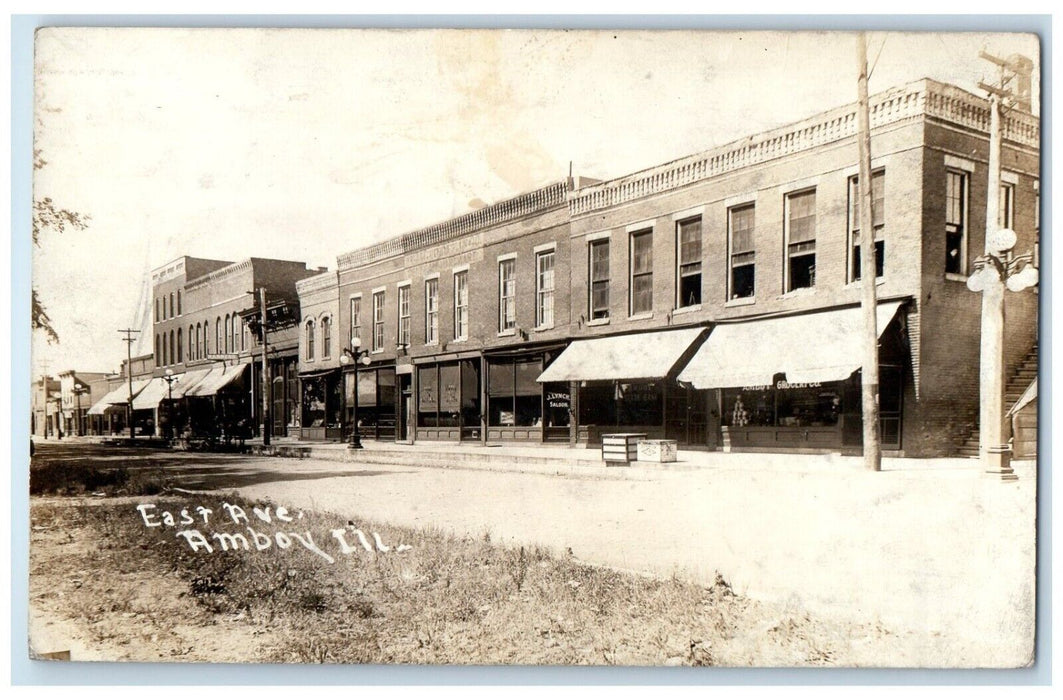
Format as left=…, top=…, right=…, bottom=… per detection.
left=186, top=363, right=249, bottom=397
left=87, top=378, right=152, bottom=415
left=1007, top=377, right=1037, bottom=417
left=677, top=301, right=904, bottom=389
left=131, top=377, right=171, bottom=411
left=536, top=327, right=707, bottom=383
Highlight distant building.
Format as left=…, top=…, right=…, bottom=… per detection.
left=31, top=375, right=60, bottom=438
left=297, top=78, right=1039, bottom=457
left=146, top=256, right=322, bottom=439
left=56, top=370, right=109, bottom=437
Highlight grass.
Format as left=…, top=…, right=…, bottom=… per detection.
left=30, top=491, right=898, bottom=666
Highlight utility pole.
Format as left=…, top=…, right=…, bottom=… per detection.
left=119, top=328, right=140, bottom=439
left=856, top=33, right=881, bottom=471
left=975, top=50, right=1027, bottom=480
left=259, top=287, right=271, bottom=447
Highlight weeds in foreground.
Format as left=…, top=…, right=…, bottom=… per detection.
left=30, top=495, right=883, bottom=666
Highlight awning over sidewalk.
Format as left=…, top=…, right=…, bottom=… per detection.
left=1007, top=377, right=1037, bottom=417
left=88, top=378, right=152, bottom=415
left=677, top=301, right=904, bottom=389
left=186, top=363, right=249, bottom=397
left=131, top=377, right=171, bottom=410
left=536, top=327, right=707, bottom=383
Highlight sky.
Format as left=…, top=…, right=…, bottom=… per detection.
left=30, top=28, right=1040, bottom=377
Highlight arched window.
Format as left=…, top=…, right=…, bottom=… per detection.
left=321, top=316, right=332, bottom=358
left=196, top=323, right=202, bottom=358
left=169, top=330, right=175, bottom=366
left=161, top=333, right=167, bottom=366
left=169, top=293, right=175, bottom=318
left=215, top=317, right=222, bottom=353
left=155, top=334, right=160, bottom=366
left=189, top=326, right=194, bottom=360
left=177, top=328, right=183, bottom=363
left=155, top=298, right=160, bottom=322
left=177, top=290, right=182, bottom=315
left=224, top=315, right=231, bottom=353
left=305, top=320, right=315, bottom=360
left=232, top=315, right=240, bottom=352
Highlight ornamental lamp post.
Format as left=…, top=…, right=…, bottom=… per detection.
left=72, top=383, right=90, bottom=437
left=966, top=227, right=1038, bottom=480
left=339, top=335, right=372, bottom=449
left=162, top=368, right=180, bottom=441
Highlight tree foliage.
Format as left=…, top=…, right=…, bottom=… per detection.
left=33, top=149, right=90, bottom=343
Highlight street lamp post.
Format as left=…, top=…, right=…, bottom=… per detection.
left=72, top=383, right=90, bottom=437
left=162, top=368, right=180, bottom=441
left=339, top=336, right=371, bottom=449
left=53, top=395, right=63, bottom=440
left=966, top=226, right=1038, bottom=480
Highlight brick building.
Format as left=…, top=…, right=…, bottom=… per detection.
left=31, top=375, right=60, bottom=438
left=146, top=255, right=321, bottom=440
left=86, top=353, right=156, bottom=435
left=297, top=77, right=1038, bottom=457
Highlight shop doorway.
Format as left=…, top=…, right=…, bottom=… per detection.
left=398, top=374, right=412, bottom=442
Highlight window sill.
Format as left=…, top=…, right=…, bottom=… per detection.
left=586, top=318, right=610, bottom=327
left=672, top=304, right=702, bottom=316
left=371, top=349, right=386, bottom=355
left=451, top=337, right=468, bottom=344
left=944, top=272, right=969, bottom=282
left=424, top=341, right=439, bottom=347
left=533, top=324, right=555, bottom=332
left=725, top=297, right=756, bottom=308
left=628, top=312, right=654, bottom=321
left=844, top=277, right=886, bottom=289
left=778, top=287, right=817, bottom=300
left=498, top=329, right=517, bottom=337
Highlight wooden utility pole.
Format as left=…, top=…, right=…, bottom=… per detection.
left=259, top=287, right=271, bottom=447
left=118, top=328, right=140, bottom=439
left=856, top=33, right=881, bottom=471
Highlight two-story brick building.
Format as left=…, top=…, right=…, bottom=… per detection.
left=298, top=77, right=1038, bottom=457
left=146, top=255, right=321, bottom=439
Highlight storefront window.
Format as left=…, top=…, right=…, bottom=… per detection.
left=723, top=381, right=841, bottom=428
left=302, top=377, right=326, bottom=427
left=460, top=359, right=481, bottom=436
left=578, top=382, right=616, bottom=425
left=418, top=365, right=438, bottom=427
left=488, top=357, right=544, bottom=427
left=617, top=381, right=663, bottom=426
left=544, top=382, right=571, bottom=427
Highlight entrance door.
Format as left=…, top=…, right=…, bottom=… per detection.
left=397, top=374, right=412, bottom=441
left=272, top=376, right=287, bottom=437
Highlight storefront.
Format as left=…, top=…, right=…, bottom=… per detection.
left=415, top=355, right=482, bottom=442
left=344, top=362, right=398, bottom=441
left=484, top=345, right=570, bottom=443
left=182, top=363, right=252, bottom=442
left=537, top=327, right=709, bottom=445
left=299, top=369, right=344, bottom=441
left=678, top=301, right=908, bottom=452
left=86, top=378, right=152, bottom=436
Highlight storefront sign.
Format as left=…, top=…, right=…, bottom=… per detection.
left=776, top=381, right=822, bottom=390
left=547, top=391, right=569, bottom=409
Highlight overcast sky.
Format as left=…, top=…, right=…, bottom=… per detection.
left=31, top=28, right=1039, bottom=377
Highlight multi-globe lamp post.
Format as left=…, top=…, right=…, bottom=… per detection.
left=162, top=368, right=180, bottom=441
left=965, top=226, right=1038, bottom=480
left=339, top=336, right=372, bottom=449
left=72, top=382, right=90, bottom=437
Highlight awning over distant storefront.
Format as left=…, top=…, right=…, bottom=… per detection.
left=186, top=363, right=249, bottom=397
left=536, top=327, right=707, bottom=383
left=1007, top=377, right=1037, bottom=417
left=88, top=378, right=152, bottom=415
left=677, top=301, right=905, bottom=389
left=131, top=377, right=171, bottom=411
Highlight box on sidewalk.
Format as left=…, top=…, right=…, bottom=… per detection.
left=637, top=439, right=678, bottom=463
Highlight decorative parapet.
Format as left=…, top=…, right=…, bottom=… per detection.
left=185, top=259, right=253, bottom=291
left=296, top=269, right=339, bottom=295
left=569, top=78, right=1039, bottom=216
left=337, top=180, right=570, bottom=271
left=151, top=258, right=187, bottom=285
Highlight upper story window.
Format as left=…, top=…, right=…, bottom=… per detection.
left=499, top=258, right=516, bottom=332
left=728, top=204, right=756, bottom=299
left=945, top=170, right=969, bottom=275
left=177, top=328, right=183, bottom=363
left=785, top=189, right=817, bottom=291
left=454, top=271, right=469, bottom=340
left=425, top=279, right=439, bottom=344
left=373, top=291, right=385, bottom=351
left=155, top=334, right=160, bottom=366
left=169, top=330, right=175, bottom=367
left=397, top=285, right=411, bottom=347
left=848, top=170, right=886, bottom=282
left=177, top=290, right=182, bottom=316
left=536, top=251, right=555, bottom=328
left=589, top=239, right=610, bottom=320
left=630, top=229, right=653, bottom=315
left=215, top=317, right=222, bottom=353
left=155, top=298, right=161, bottom=323
left=188, top=325, right=194, bottom=360
left=169, top=293, right=175, bottom=319
left=322, top=316, right=332, bottom=358
left=224, top=315, right=231, bottom=353
left=676, top=217, right=702, bottom=308
left=999, top=181, right=1015, bottom=229
left=350, top=296, right=362, bottom=345
left=305, top=319, right=315, bottom=360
